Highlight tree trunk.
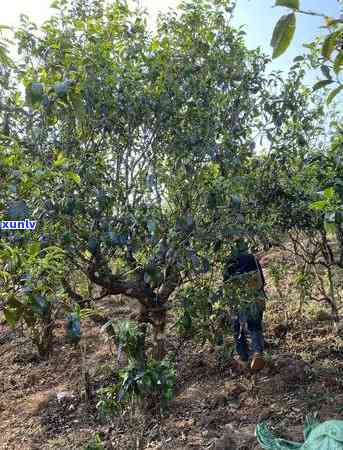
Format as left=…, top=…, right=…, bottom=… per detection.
left=35, top=318, right=54, bottom=359
left=151, top=309, right=167, bottom=361
left=137, top=302, right=167, bottom=361
left=136, top=322, right=147, bottom=368
left=327, top=266, right=340, bottom=324
left=335, top=217, right=343, bottom=267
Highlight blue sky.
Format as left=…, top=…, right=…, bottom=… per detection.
left=2, top=0, right=342, bottom=86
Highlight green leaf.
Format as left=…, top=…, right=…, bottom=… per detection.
left=50, top=1, right=59, bottom=8
left=65, top=171, right=81, bottom=184
left=31, top=82, right=44, bottom=96
left=4, top=307, right=21, bottom=326
left=53, top=151, right=66, bottom=167
left=327, top=85, right=343, bottom=105
left=293, top=55, right=304, bottom=62
left=333, top=52, right=343, bottom=75
left=54, top=81, right=70, bottom=97
left=70, top=93, right=85, bottom=118
left=324, top=187, right=334, bottom=200
left=271, top=13, right=296, bottom=59
left=309, top=200, right=327, bottom=210
left=275, top=0, right=299, bottom=9
left=0, top=44, right=13, bottom=66
left=321, top=32, right=340, bottom=60
left=26, top=82, right=44, bottom=106
left=28, top=241, right=41, bottom=257
left=320, top=65, right=331, bottom=80
left=312, top=80, right=334, bottom=91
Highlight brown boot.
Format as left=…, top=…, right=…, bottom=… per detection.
left=250, top=352, right=265, bottom=371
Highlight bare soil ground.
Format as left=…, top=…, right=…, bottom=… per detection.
left=1, top=250, right=343, bottom=450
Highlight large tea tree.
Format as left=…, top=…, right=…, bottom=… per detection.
left=1, top=0, right=272, bottom=359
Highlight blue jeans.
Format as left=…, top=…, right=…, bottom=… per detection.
left=233, top=303, right=264, bottom=361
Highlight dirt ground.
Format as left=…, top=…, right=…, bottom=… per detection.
left=1, top=251, right=343, bottom=450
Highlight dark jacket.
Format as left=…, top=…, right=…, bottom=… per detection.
left=223, top=253, right=265, bottom=288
